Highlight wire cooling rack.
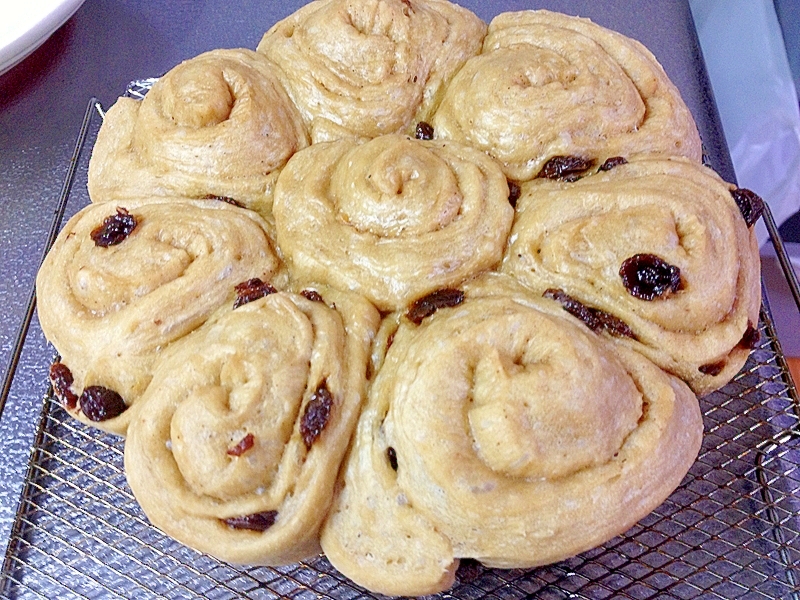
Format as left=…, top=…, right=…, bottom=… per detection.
left=2, top=93, right=800, bottom=599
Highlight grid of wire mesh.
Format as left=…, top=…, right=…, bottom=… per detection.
left=1, top=311, right=799, bottom=600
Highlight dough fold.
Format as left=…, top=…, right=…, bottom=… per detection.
left=432, top=10, right=702, bottom=181
left=321, top=274, right=702, bottom=596
left=36, top=198, right=281, bottom=434
left=124, top=286, right=379, bottom=564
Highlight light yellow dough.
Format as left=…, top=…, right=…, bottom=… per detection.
left=321, top=274, right=702, bottom=596
left=87, top=48, right=309, bottom=230
left=124, top=286, right=379, bottom=565
left=273, top=133, right=514, bottom=311
left=502, top=157, right=761, bottom=395
left=432, top=10, right=703, bottom=181
left=36, top=198, right=282, bottom=435
left=256, top=0, right=486, bottom=142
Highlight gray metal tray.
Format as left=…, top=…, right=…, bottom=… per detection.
left=2, top=89, right=800, bottom=599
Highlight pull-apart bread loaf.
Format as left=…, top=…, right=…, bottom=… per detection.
left=320, top=275, right=703, bottom=596
left=87, top=48, right=309, bottom=231
left=35, top=0, right=768, bottom=594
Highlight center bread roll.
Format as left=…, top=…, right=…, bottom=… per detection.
left=320, top=274, right=703, bottom=596
left=273, top=133, right=514, bottom=311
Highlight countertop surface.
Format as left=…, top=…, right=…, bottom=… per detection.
left=0, top=0, right=733, bottom=574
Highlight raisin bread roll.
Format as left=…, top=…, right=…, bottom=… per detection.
left=36, top=198, right=282, bottom=435
left=320, top=274, right=702, bottom=596
left=87, top=48, right=308, bottom=231
left=124, top=286, right=379, bottom=565
left=273, top=133, right=514, bottom=311
left=256, top=0, right=485, bottom=142
left=431, top=9, right=702, bottom=182
left=502, top=157, right=762, bottom=395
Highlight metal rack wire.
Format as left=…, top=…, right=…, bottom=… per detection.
left=1, top=93, right=800, bottom=599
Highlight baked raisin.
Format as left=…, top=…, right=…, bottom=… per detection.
left=730, top=188, right=764, bottom=228
left=739, top=322, right=760, bottom=349
left=387, top=447, right=398, bottom=471
left=543, top=289, right=635, bottom=339
left=90, top=207, right=137, bottom=247
left=415, top=121, right=434, bottom=140
left=227, top=433, right=255, bottom=457
left=49, top=361, right=78, bottom=410
left=507, top=180, right=521, bottom=207
left=224, top=510, right=278, bottom=531
left=619, top=254, right=683, bottom=301
left=699, top=361, right=725, bottom=376
left=598, top=156, right=628, bottom=171
left=233, top=278, right=277, bottom=309
left=537, top=156, right=595, bottom=181
left=204, top=194, right=244, bottom=208
left=301, top=381, right=334, bottom=449
left=406, top=288, right=464, bottom=324
left=301, top=289, right=324, bottom=303
left=79, top=386, right=127, bottom=421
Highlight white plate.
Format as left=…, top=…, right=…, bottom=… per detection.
left=0, top=0, right=87, bottom=76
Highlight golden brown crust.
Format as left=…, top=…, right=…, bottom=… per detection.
left=431, top=9, right=702, bottom=181
left=320, top=274, right=702, bottom=596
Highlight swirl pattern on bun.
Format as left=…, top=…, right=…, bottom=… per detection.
left=431, top=10, right=702, bottom=181
left=256, top=0, right=486, bottom=142
left=36, top=198, right=281, bottom=434
left=88, top=48, right=309, bottom=227
left=124, top=286, right=379, bottom=565
left=321, top=274, right=702, bottom=596
left=502, top=157, right=761, bottom=395
left=273, top=133, right=514, bottom=311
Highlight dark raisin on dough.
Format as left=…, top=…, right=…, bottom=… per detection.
left=415, top=121, right=434, bottom=140
left=619, top=254, right=683, bottom=301
left=543, top=289, right=636, bottom=339
left=233, top=278, right=277, bottom=309
left=301, top=289, right=324, bottom=303
left=598, top=156, right=628, bottom=171
left=79, top=386, right=127, bottom=422
left=406, top=288, right=464, bottom=324
left=90, top=207, right=137, bottom=247
left=301, top=381, right=334, bottom=449
left=387, top=447, right=398, bottom=471
left=536, top=155, right=596, bottom=181
left=507, top=180, right=521, bottom=207
left=223, top=510, right=278, bottom=531
left=49, top=361, right=78, bottom=410
left=739, top=322, right=760, bottom=349
left=227, top=433, right=255, bottom=457
left=203, top=194, right=244, bottom=208
left=730, top=188, right=765, bottom=228
left=699, top=361, right=726, bottom=376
